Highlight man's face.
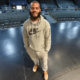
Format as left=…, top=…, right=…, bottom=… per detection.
left=30, top=2, right=41, bottom=20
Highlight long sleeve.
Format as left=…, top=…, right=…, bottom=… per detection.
left=22, top=24, right=29, bottom=50
left=45, top=22, right=51, bottom=52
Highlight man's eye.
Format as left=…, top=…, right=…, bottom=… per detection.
left=31, top=7, right=39, bottom=10
left=31, top=7, right=34, bottom=10
left=36, top=8, right=39, bottom=9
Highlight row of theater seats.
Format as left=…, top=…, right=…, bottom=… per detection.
left=40, top=0, right=79, bottom=10
left=0, top=9, right=28, bottom=21
left=41, top=3, right=57, bottom=9
left=57, top=17, right=80, bottom=21
left=50, top=10, right=80, bottom=21
left=56, top=0, right=78, bottom=8
left=0, top=9, right=29, bottom=29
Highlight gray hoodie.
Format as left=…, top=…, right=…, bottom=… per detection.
left=23, top=15, right=51, bottom=52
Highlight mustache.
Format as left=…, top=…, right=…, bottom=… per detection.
left=32, top=11, right=37, bottom=13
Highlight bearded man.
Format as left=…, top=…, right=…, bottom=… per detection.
left=23, top=1, right=51, bottom=80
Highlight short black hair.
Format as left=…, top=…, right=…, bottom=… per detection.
left=30, top=1, right=41, bottom=9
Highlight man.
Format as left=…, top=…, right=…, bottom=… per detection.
left=23, top=1, right=51, bottom=80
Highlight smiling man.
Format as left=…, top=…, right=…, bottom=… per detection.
left=23, top=1, right=51, bottom=80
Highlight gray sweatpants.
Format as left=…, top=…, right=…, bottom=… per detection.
left=26, top=47, right=48, bottom=71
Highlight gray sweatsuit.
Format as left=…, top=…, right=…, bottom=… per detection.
left=22, top=15, right=51, bottom=71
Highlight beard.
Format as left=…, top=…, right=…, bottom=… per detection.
left=29, top=11, right=41, bottom=20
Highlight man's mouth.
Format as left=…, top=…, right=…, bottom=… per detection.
left=30, top=11, right=41, bottom=20
left=32, top=12, right=37, bottom=14
left=32, top=12, right=38, bottom=16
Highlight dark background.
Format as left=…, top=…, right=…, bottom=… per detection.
left=0, top=0, right=79, bottom=5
